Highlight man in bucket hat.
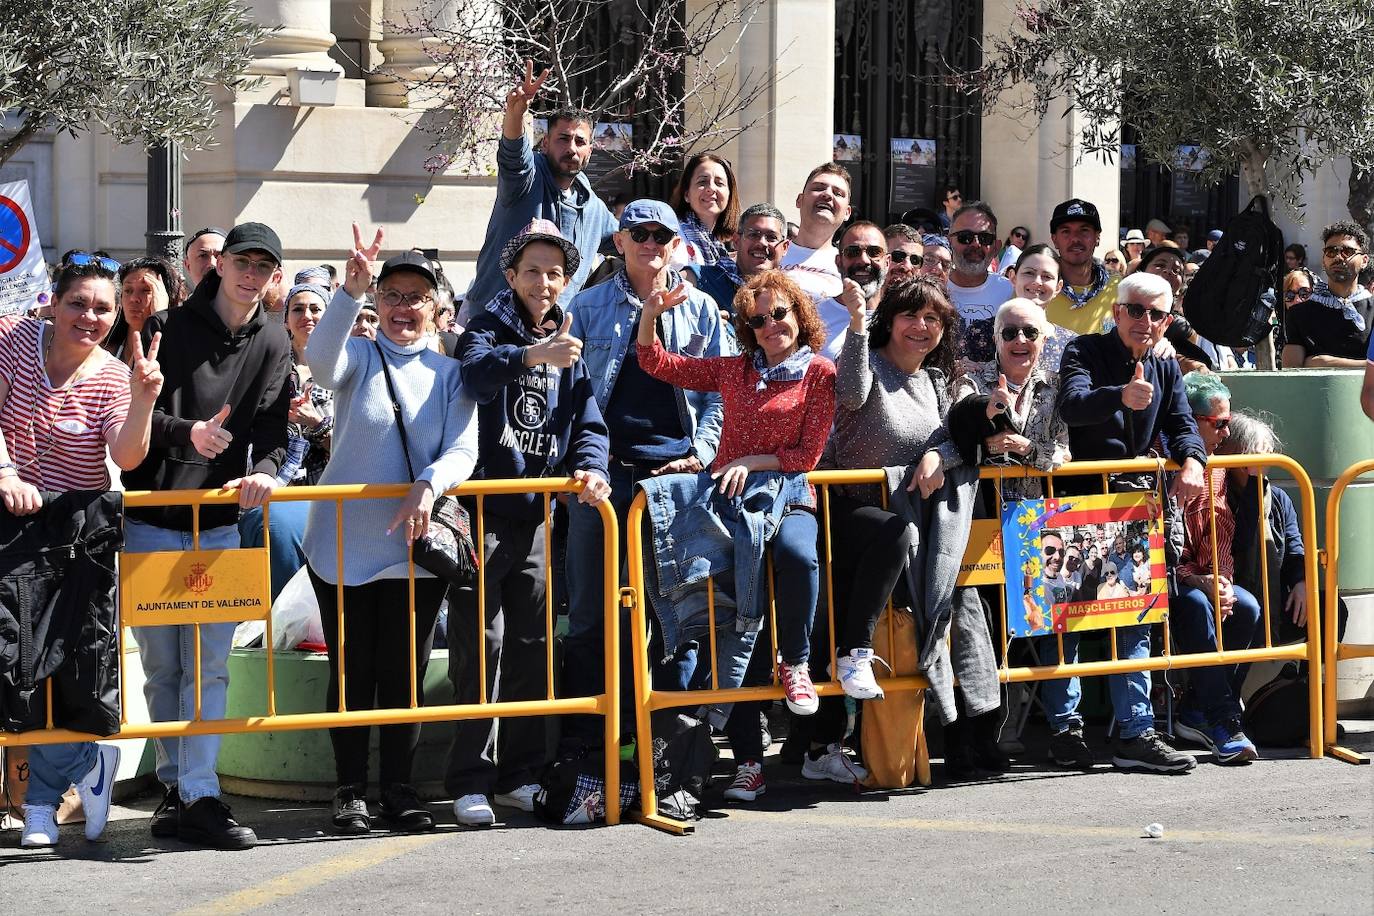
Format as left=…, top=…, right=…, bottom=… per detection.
left=448, top=219, right=611, bottom=826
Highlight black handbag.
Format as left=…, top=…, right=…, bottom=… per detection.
left=372, top=341, right=479, bottom=588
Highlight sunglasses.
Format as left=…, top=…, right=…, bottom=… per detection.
left=744, top=305, right=792, bottom=329
left=1000, top=325, right=1041, bottom=342
left=946, top=193, right=962, bottom=202
left=65, top=252, right=121, bottom=274
left=1011, top=231, right=1028, bottom=241
left=1284, top=288, right=1312, bottom=303
left=1104, top=257, right=1123, bottom=266
left=1122, top=302, right=1171, bottom=323
left=627, top=226, right=676, bottom=245
left=1323, top=246, right=1364, bottom=261
left=1042, top=544, right=1062, bottom=557
left=952, top=230, right=996, bottom=247
left=1195, top=413, right=1231, bottom=432
left=842, top=244, right=886, bottom=259
left=889, top=250, right=919, bottom=264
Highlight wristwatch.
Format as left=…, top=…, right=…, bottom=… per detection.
left=0, top=462, right=17, bottom=478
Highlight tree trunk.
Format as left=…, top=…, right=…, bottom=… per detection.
left=0, top=116, right=43, bottom=168
left=1349, top=163, right=1374, bottom=241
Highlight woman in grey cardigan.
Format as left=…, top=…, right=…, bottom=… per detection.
left=304, top=225, right=478, bottom=835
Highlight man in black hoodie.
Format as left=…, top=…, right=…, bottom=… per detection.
left=448, top=219, right=609, bottom=827
left=122, top=221, right=293, bottom=849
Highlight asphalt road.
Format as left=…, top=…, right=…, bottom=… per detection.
left=3, top=727, right=1371, bottom=915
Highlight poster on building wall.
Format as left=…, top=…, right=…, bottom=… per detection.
left=833, top=134, right=863, bottom=211
left=889, top=138, right=937, bottom=216
left=1170, top=145, right=1210, bottom=228
left=1001, top=492, right=1168, bottom=639
left=0, top=179, right=50, bottom=317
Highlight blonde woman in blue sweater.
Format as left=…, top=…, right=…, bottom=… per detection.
left=304, top=225, right=478, bottom=835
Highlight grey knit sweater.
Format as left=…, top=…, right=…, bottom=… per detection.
left=302, top=288, right=478, bottom=586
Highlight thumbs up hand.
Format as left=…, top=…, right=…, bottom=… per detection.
left=1121, top=361, right=1154, bottom=410
left=191, top=404, right=234, bottom=458
left=526, top=311, right=583, bottom=369
left=986, top=372, right=1013, bottom=420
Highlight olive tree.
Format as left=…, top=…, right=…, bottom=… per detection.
left=0, top=0, right=265, bottom=166
left=964, top=0, right=1374, bottom=227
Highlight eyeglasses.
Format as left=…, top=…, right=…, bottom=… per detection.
left=889, top=250, right=920, bottom=264
left=1121, top=301, right=1171, bottom=323
left=1323, top=245, right=1364, bottom=261
left=627, top=226, right=676, bottom=245
left=1000, top=325, right=1041, bottom=342
left=744, top=305, right=792, bottom=329
left=842, top=244, right=886, bottom=259
left=65, top=252, right=121, bottom=274
left=951, top=230, right=996, bottom=247
left=1284, top=288, right=1312, bottom=303
left=376, top=288, right=434, bottom=308
left=922, top=254, right=952, bottom=270
left=742, top=228, right=783, bottom=245
left=1195, top=413, right=1231, bottom=432
left=224, top=253, right=278, bottom=279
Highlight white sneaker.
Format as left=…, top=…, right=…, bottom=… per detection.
left=836, top=648, right=886, bottom=700
left=453, top=793, right=496, bottom=827
left=493, top=784, right=540, bottom=812
left=801, top=743, right=869, bottom=785
left=76, top=744, right=121, bottom=841
left=21, top=805, right=58, bottom=848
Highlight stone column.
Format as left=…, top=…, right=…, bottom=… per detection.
left=243, top=0, right=341, bottom=75
left=367, top=0, right=480, bottom=108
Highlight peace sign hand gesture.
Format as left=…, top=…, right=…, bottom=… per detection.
left=129, top=331, right=164, bottom=405
left=507, top=59, right=550, bottom=117
left=344, top=222, right=385, bottom=300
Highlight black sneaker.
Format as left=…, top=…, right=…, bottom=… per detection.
left=150, top=785, right=181, bottom=838
left=1112, top=729, right=1197, bottom=774
left=379, top=784, right=434, bottom=833
left=332, top=784, right=371, bottom=835
left=177, top=797, right=259, bottom=849
left=1048, top=727, right=1095, bottom=770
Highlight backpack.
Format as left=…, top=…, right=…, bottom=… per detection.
left=533, top=744, right=639, bottom=826
left=1241, top=662, right=1309, bottom=748
left=1183, top=194, right=1285, bottom=347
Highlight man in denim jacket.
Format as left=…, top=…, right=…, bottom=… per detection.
left=560, top=199, right=729, bottom=745
left=462, top=61, right=618, bottom=324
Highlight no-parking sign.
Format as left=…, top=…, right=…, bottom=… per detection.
left=0, top=180, right=48, bottom=316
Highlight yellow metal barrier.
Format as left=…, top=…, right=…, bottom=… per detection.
left=626, top=454, right=1324, bottom=834
left=1, top=477, right=626, bottom=825
left=1322, top=459, right=1374, bottom=765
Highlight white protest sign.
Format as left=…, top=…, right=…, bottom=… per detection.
left=0, top=179, right=49, bottom=316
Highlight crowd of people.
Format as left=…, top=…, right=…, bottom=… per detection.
left=3, top=61, right=1370, bottom=850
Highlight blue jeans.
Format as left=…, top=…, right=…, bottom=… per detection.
left=1038, top=624, right=1155, bottom=740
left=125, top=518, right=240, bottom=803
left=25, top=742, right=97, bottom=808
left=767, top=509, right=819, bottom=666
left=238, top=501, right=309, bottom=603
left=1170, top=584, right=1261, bottom=725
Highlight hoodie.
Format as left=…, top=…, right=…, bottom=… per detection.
left=456, top=291, right=610, bottom=520
left=122, top=272, right=293, bottom=531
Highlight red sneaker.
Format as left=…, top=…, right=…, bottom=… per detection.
left=779, top=660, right=819, bottom=715
left=722, top=761, right=766, bottom=802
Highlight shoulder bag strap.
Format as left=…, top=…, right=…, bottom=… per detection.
left=372, top=340, right=417, bottom=483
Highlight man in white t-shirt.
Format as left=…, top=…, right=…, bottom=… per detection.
left=817, top=220, right=889, bottom=363
left=946, top=201, right=1013, bottom=365
left=780, top=163, right=851, bottom=305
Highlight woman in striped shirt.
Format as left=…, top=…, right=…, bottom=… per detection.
left=0, top=257, right=163, bottom=847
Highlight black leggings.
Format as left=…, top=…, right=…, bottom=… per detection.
left=309, top=567, right=446, bottom=788
left=825, top=493, right=915, bottom=655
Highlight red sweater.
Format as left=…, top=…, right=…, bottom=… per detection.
left=638, top=341, right=835, bottom=473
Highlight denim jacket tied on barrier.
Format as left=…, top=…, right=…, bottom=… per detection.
left=638, top=469, right=814, bottom=661
left=0, top=491, right=124, bottom=736
left=568, top=269, right=729, bottom=467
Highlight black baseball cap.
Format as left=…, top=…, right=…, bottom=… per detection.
left=1050, top=198, right=1102, bottom=234
left=222, top=222, right=283, bottom=265
left=376, top=251, right=438, bottom=288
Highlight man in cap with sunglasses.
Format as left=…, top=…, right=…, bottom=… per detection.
left=121, top=220, right=294, bottom=848
left=560, top=198, right=728, bottom=748
left=448, top=219, right=611, bottom=825
left=1047, top=269, right=1207, bottom=775
left=945, top=201, right=1013, bottom=366
left=462, top=60, right=619, bottom=326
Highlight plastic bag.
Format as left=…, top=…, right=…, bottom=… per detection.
left=271, top=567, right=324, bottom=651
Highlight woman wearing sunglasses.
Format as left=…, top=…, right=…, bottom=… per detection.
left=1281, top=269, right=1314, bottom=309
left=1101, top=249, right=1128, bottom=277
left=1171, top=372, right=1261, bottom=765
left=1130, top=245, right=1220, bottom=372
left=670, top=152, right=739, bottom=267
left=637, top=270, right=835, bottom=802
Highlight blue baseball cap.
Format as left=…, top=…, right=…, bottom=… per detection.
left=618, top=199, right=681, bottom=234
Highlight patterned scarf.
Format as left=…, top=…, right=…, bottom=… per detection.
left=1309, top=280, right=1371, bottom=332
left=751, top=345, right=813, bottom=391
left=486, top=287, right=560, bottom=343
left=1060, top=261, right=1112, bottom=310
left=679, top=211, right=729, bottom=266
